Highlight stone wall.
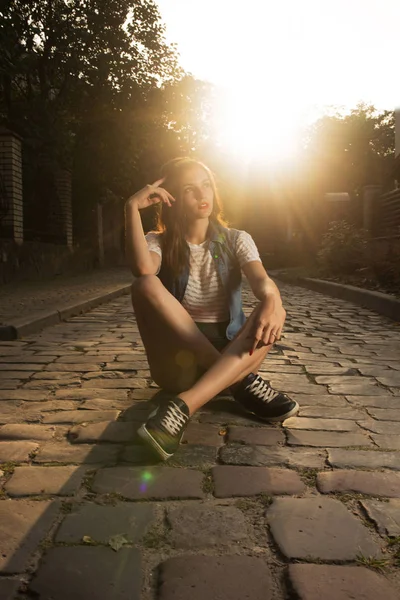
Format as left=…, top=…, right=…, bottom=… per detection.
left=0, top=129, right=23, bottom=243
left=0, top=239, right=97, bottom=285
left=0, top=128, right=102, bottom=283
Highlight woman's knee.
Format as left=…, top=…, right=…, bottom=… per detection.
left=150, top=361, right=199, bottom=395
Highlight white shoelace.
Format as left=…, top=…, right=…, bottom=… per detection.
left=160, top=401, right=189, bottom=436
left=245, top=375, right=279, bottom=403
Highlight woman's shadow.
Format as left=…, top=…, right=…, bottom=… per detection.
left=121, top=387, right=263, bottom=466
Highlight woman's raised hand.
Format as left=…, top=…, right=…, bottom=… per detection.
left=126, top=178, right=175, bottom=210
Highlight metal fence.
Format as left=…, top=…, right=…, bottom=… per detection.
left=374, top=187, right=400, bottom=237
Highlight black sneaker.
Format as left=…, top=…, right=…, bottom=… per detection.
left=232, top=373, right=299, bottom=422
left=137, top=397, right=190, bottom=461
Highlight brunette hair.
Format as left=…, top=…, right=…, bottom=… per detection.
left=155, top=157, right=227, bottom=276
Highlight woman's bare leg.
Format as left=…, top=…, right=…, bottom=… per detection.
left=131, top=275, right=269, bottom=413
left=179, top=309, right=271, bottom=415
left=131, top=275, right=220, bottom=392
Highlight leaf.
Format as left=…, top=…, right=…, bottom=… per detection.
left=82, top=535, right=96, bottom=545
left=108, top=533, right=130, bottom=552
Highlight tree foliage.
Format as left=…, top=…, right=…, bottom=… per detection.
left=303, top=103, right=395, bottom=195
left=0, top=0, right=213, bottom=215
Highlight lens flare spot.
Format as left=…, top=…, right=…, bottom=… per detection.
left=175, top=350, right=195, bottom=369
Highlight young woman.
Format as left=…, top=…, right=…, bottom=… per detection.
left=125, top=157, right=299, bottom=461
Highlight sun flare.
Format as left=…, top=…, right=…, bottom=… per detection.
left=157, top=0, right=398, bottom=163
left=212, top=91, right=307, bottom=165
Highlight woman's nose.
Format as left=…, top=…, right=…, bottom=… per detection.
left=194, top=188, right=203, bottom=201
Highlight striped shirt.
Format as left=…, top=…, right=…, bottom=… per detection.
left=145, top=229, right=261, bottom=322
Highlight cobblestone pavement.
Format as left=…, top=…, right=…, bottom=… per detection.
left=0, top=267, right=132, bottom=325
left=0, top=282, right=400, bottom=599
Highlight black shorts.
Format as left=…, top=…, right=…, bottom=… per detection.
left=195, top=321, right=230, bottom=352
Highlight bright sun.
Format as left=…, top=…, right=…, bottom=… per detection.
left=156, top=0, right=398, bottom=164
left=212, top=90, right=307, bottom=165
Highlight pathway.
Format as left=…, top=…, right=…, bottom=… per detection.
left=0, top=282, right=400, bottom=599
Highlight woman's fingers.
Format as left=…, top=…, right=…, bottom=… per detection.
left=150, top=188, right=176, bottom=207
left=249, top=324, right=264, bottom=355
left=151, top=177, right=165, bottom=187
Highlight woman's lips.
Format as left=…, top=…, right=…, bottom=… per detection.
left=199, top=203, right=209, bottom=209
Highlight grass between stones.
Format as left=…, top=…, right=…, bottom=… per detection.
left=334, top=491, right=381, bottom=503
left=234, top=494, right=273, bottom=512
left=0, top=461, right=17, bottom=476
left=299, top=468, right=319, bottom=487
left=140, top=519, right=171, bottom=549
left=387, top=536, right=400, bottom=567
left=356, top=553, right=391, bottom=572
left=201, top=468, right=214, bottom=495
left=60, top=500, right=73, bottom=513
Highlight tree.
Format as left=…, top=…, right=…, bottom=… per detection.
left=303, top=103, right=395, bottom=196
left=0, top=0, right=181, bottom=164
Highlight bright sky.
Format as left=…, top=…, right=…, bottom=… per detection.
left=156, top=0, right=399, bottom=161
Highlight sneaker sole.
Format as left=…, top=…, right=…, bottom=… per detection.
left=137, top=423, right=173, bottom=461
left=247, top=401, right=300, bottom=423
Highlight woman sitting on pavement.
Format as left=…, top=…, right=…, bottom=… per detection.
left=125, top=157, right=299, bottom=461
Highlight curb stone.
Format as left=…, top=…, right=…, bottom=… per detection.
left=0, top=285, right=132, bottom=341
left=272, top=272, right=400, bottom=322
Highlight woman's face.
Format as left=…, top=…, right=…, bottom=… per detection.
left=178, top=166, right=214, bottom=221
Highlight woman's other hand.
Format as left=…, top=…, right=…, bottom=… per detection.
left=248, top=296, right=286, bottom=355
left=126, top=178, right=175, bottom=210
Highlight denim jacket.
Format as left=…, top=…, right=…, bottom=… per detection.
left=158, top=222, right=246, bottom=340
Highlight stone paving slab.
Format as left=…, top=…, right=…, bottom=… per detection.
left=317, top=470, right=400, bottom=497
left=69, top=421, right=140, bottom=443
left=371, top=434, right=400, bottom=450
left=92, top=466, right=206, bottom=500
left=0, top=440, right=39, bottom=462
left=366, top=408, right=400, bottom=421
left=358, top=420, right=400, bottom=435
left=0, top=423, right=56, bottom=441
left=329, top=383, right=388, bottom=395
left=166, top=444, right=218, bottom=468
left=283, top=417, right=359, bottom=431
left=0, top=499, right=60, bottom=573
left=42, top=409, right=121, bottom=424
left=227, top=426, right=285, bottom=445
left=212, top=466, right=306, bottom=497
left=29, top=546, right=141, bottom=600
left=5, top=465, right=87, bottom=496
left=289, top=394, right=349, bottom=407
left=181, top=422, right=225, bottom=446
left=328, top=448, right=400, bottom=470
left=220, top=444, right=326, bottom=469
left=34, top=442, right=120, bottom=464
left=166, top=504, right=250, bottom=548
left=267, top=497, right=381, bottom=560
left=297, top=406, right=366, bottom=420
left=361, top=499, right=400, bottom=536
left=288, top=564, right=399, bottom=600
left=158, top=555, right=274, bottom=600
left=286, top=430, right=372, bottom=448
left=56, top=502, right=155, bottom=543
left=0, top=579, right=21, bottom=600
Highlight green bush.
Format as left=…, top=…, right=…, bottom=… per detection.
left=368, top=243, right=400, bottom=289
left=317, top=221, right=368, bottom=275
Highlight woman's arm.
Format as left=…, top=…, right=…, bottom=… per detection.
left=124, top=179, right=175, bottom=277
left=241, top=261, right=283, bottom=304
left=124, top=201, right=160, bottom=277
left=242, top=260, right=286, bottom=352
